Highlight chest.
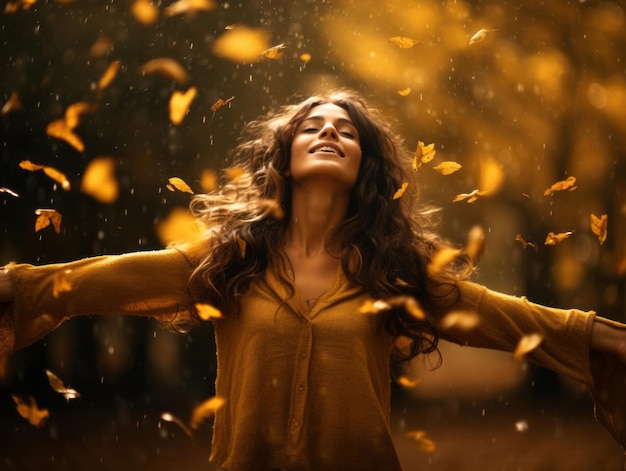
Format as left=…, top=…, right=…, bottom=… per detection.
left=283, top=250, right=340, bottom=303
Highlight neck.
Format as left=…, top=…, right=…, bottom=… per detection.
left=285, top=180, right=351, bottom=257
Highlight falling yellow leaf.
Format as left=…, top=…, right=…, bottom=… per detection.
left=160, top=412, right=194, bottom=437
left=196, top=303, right=223, bottom=320
left=439, top=311, right=480, bottom=331
left=427, top=247, right=462, bottom=275
left=389, top=36, right=420, bottom=48
left=46, top=119, right=85, bottom=153
left=211, top=26, right=270, bottom=63
left=406, top=430, right=436, bottom=452
left=90, top=36, right=114, bottom=58
left=131, top=0, right=159, bottom=24
left=0, top=187, right=19, bottom=197
left=190, top=396, right=225, bottom=430
left=479, top=157, right=505, bottom=194
left=12, top=395, right=49, bottom=428
left=359, top=299, right=391, bottom=315
left=45, top=369, right=80, bottom=399
left=169, top=87, right=197, bottom=125
left=260, top=43, right=286, bottom=59
left=397, top=88, right=411, bottom=96
left=590, top=213, right=608, bottom=245
left=397, top=376, right=420, bottom=388
left=453, top=189, right=487, bottom=203
left=393, top=182, right=409, bottom=200
left=515, top=234, right=538, bottom=252
left=433, top=161, right=462, bottom=175
left=4, top=0, right=37, bottom=13
left=513, top=333, right=543, bottom=360
left=300, top=53, right=312, bottom=64
left=543, top=176, right=577, bottom=196
left=35, top=209, right=62, bottom=234
left=225, top=166, right=244, bottom=181
left=1, top=92, right=23, bottom=116
left=139, top=58, right=189, bottom=84
left=412, top=141, right=436, bottom=171
left=19, top=160, right=70, bottom=190
left=167, top=177, right=194, bottom=194
left=200, top=169, right=218, bottom=192
left=469, top=28, right=496, bottom=45
left=544, top=231, right=573, bottom=245
left=52, top=269, right=73, bottom=298
left=64, top=102, right=96, bottom=129
left=210, top=96, right=235, bottom=113
left=465, top=225, right=485, bottom=261
left=81, top=157, right=119, bottom=203
left=163, top=0, right=216, bottom=16
left=156, top=207, right=200, bottom=246
left=97, top=60, right=121, bottom=90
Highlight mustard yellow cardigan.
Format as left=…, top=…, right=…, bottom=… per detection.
left=1, top=248, right=625, bottom=470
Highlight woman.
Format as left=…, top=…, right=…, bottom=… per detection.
left=1, top=89, right=626, bottom=470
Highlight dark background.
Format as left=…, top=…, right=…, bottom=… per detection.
left=1, top=0, right=625, bottom=469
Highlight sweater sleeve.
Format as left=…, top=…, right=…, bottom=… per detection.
left=0, top=248, right=196, bottom=356
left=433, top=280, right=626, bottom=448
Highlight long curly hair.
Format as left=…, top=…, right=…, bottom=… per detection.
left=186, top=89, right=472, bottom=362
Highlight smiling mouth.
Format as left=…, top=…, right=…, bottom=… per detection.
left=310, top=145, right=344, bottom=157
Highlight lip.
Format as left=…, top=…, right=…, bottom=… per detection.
left=309, top=142, right=345, bottom=157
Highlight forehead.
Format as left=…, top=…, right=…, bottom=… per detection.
left=302, top=103, right=353, bottom=122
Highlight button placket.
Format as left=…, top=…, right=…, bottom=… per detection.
left=288, top=320, right=312, bottom=448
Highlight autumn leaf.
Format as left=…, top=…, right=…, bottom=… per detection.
left=35, top=209, right=62, bottom=234
left=5, top=0, right=36, bottom=13
left=97, top=60, right=121, bottom=90
left=433, top=161, right=462, bottom=175
left=515, top=234, right=538, bottom=252
left=453, top=189, right=487, bottom=203
left=169, top=87, right=197, bottom=125
left=397, top=376, right=420, bottom=388
left=469, top=28, right=496, bottom=45
left=200, top=169, right=218, bottom=192
left=12, top=395, right=49, bottom=428
left=45, top=369, right=80, bottom=399
left=543, top=176, right=577, bottom=196
left=513, top=333, right=543, bottom=360
left=225, top=166, right=244, bottom=181
left=52, top=269, right=73, bottom=298
left=544, top=231, right=573, bottom=245
left=131, top=0, right=159, bottom=25
left=46, top=119, right=85, bottom=153
left=412, top=141, right=436, bottom=171
left=211, top=26, right=270, bottom=63
left=260, top=43, right=286, bottom=59
left=590, top=213, right=608, bottom=245
left=64, top=102, right=96, bottom=129
left=300, top=53, right=312, bottom=64
left=439, top=311, right=480, bottom=331
left=196, top=303, right=223, bottom=321
left=156, top=207, right=201, bottom=246
left=359, top=299, right=391, bottom=315
left=427, top=247, right=462, bottom=275
left=89, top=36, right=114, bottom=58
left=389, top=36, right=420, bottom=48
left=466, top=225, right=485, bottom=261
left=139, top=58, right=189, bottom=84
left=19, top=160, right=70, bottom=190
left=406, top=430, right=436, bottom=452
left=1, top=92, right=23, bottom=116
left=0, top=187, right=19, bottom=197
left=393, top=182, right=409, bottom=200
left=163, top=0, right=217, bottom=16
left=167, top=177, right=194, bottom=194
left=190, top=396, right=225, bottom=430
left=160, top=412, right=193, bottom=437
left=397, top=88, right=411, bottom=96
left=210, top=96, right=235, bottom=113
left=81, top=157, right=119, bottom=203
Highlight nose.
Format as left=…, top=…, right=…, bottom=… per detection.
left=318, top=122, right=338, bottom=140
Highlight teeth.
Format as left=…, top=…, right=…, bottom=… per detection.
left=316, top=146, right=336, bottom=153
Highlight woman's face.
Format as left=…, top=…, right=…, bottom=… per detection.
left=289, top=103, right=362, bottom=190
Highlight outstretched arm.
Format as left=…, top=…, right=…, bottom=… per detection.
left=591, top=318, right=626, bottom=363
left=0, top=248, right=196, bottom=355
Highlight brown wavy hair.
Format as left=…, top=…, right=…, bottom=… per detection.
left=186, top=89, right=472, bottom=362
